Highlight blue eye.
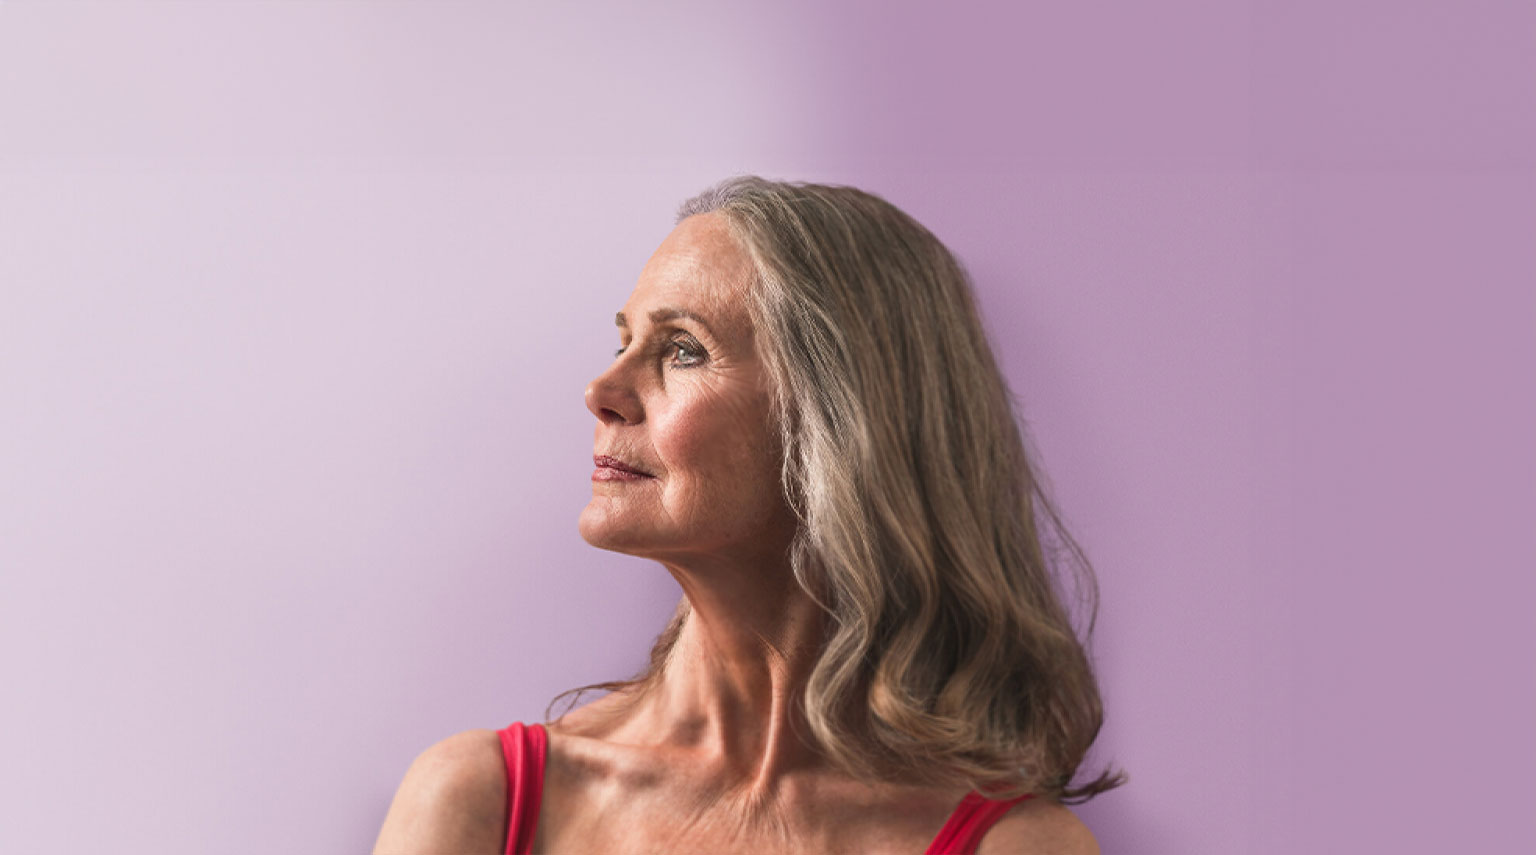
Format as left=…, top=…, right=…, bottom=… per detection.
left=611, top=337, right=706, bottom=366
left=669, top=340, right=705, bottom=366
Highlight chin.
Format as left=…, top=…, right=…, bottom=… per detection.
left=578, top=503, right=655, bottom=555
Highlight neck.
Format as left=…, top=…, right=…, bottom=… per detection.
left=623, top=554, right=832, bottom=794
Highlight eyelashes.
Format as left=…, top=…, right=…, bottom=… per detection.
left=613, top=335, right=706, bottom=367
left=669, top=339, right=705, bottom=366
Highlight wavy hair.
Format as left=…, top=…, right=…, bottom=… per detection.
left=549, top=176, right=1123, bottom=803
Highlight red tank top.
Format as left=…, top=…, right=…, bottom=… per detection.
left=497, top=721, right=1032, bottom=855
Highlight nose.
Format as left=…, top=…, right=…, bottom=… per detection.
left=584, top=361, right=643, bottom=426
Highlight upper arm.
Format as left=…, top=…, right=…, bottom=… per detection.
left=373, top=729, right=508, bottom=855
left=975, top=798, right=1099, bottom=855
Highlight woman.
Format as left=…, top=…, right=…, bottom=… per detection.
left=374, top=177, right=1122, bottom=854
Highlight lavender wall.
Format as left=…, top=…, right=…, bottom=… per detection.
left=2, top=3, right=1531, bottom=853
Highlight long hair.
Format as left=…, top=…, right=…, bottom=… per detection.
left=549, top=176, right=1123, bottom=802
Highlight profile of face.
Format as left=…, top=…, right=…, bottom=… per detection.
left=579, top=212, right=796, bottom=568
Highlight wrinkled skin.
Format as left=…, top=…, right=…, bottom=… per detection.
left=580, top=211, right=797, bottom=573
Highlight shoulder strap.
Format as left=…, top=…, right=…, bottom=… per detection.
left=497, top=722, right=548, bottom=855
left=924, top=790, right=1034, bottom=855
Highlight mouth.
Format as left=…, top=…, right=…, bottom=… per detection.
left=593, top=454, right=655, bottom=482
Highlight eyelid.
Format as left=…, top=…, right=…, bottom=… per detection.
left=612, top=331, right=706, bottom=364
left=670, top=337, right=705, bottom=365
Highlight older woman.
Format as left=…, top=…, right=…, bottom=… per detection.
left=374, top=177, right=1121, bottom=854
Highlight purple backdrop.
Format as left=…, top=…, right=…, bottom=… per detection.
left=1, top=2, right=1531, bottom=853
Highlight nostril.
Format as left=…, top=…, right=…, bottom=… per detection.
left=586, top=374, right=642, bottom=425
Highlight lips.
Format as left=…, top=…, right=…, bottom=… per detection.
left=593, top=454, right=654, bottom=477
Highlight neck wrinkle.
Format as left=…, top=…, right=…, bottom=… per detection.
left=631, top=570, right=832, bottom=798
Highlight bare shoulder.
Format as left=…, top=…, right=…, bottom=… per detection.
left=975, top=798, right=1099, bottom=855
left=373, top=729, right=508, bottom=855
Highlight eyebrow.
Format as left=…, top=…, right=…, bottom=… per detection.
left=614, top=307, right=713, bottom=332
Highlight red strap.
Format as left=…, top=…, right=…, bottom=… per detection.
left=924, top=790, right=1034, bottom=854
left=497, top=724, right=1019, bottom=855
left=497, top=722, right=547, bottom=855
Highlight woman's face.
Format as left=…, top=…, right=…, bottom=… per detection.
left=578, top=212, right=795, bottom=567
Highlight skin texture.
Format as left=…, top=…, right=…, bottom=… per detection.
left=373, top=212, right=1097, bottom=854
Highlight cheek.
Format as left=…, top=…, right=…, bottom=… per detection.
left=654, top=394, right=781, bottom=502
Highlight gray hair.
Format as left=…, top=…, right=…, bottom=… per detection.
left=555, top=176, right=1123, bottom=802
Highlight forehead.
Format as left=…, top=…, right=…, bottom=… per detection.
left=626, top=212, right=754, bottom=330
